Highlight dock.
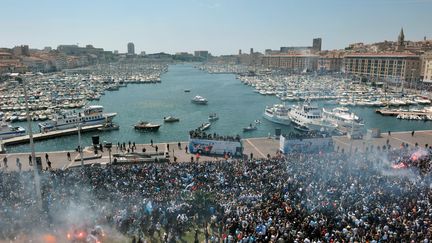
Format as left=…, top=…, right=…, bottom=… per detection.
left=376, top=108, right=432, bottom=117
left=1, top=124, right=104, bottom=146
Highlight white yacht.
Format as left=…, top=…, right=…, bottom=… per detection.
left=191, top=95, right=208, bottom=105
left=38, top=105, right=117, bottom=133
left=263, top=104, right=291, bottom=126
left=288, top=103, right=337, bottom=133
left=0, top=122, right=26, bottom=139
left=322, top=107, right=364, bottom=135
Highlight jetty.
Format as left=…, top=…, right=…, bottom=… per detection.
left=1, top=124, right=104, bottom=146
left=376, top=108, right=432, bottom=117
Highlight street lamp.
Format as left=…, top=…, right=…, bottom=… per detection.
left=16, top=76, right=42, bottom=210
left=77, top=123, right=84, bottom=167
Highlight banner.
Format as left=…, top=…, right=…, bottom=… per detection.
left=188, top=138, right=243, bottom=157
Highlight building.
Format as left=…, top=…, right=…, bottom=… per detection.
left=174, top=52, right=196, bottom=61
left=344, top=52, right=421, bottom=83
left=312, top=38, right=322, bottom=52
left=194, top=50, right=209, bottom=59
left=57, top=44, right=104, bottom=55
left=397, top=28, right=405, bottom=51
left=127, top=42, right=135, bottom=55
left=422, top=52, right=432, bottom=82
left=0, top=51, right=26, bottom=74
left=57, top=45, right=82, bottom=55
left=280, top=46, right=311, bottom=53
left=262, top=54, right=319, bottom=72
left=12, top=45, right=30, bottom=56
left=265, top=49, right=280, bottom=55
left=318, top=52, right=344, bottom=72
left=279, top=37, right=323, bottom=54
left=345, top=29, right=432, bottom=54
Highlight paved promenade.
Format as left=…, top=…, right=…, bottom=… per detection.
left=1, top=130, right=431, bottom=171
left=333, top=129, right=432, bottom=153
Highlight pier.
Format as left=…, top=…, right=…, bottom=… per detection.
left=376, top=108, right=432, bottom=117
left=0, top=124, right=104, bottom=146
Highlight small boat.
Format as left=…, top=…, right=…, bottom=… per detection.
left=134, top=121, right=161, bottom=131
left=191, top=95, right=208, bottom=105
left=97, top=123, right=120, bottom=131
left=184, top=89, right=191, bottom=93
left=208, top=113, right=219, bottom=121
left=243, top=124, right=257, bottom=132
left=164, top=116, right=180, bottom=123
left=0, top=122, right=26, bottom=139
left=198, top=122, right=211, bottom=131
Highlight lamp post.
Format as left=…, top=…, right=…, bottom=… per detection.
left=17, top=76, right=42, bottom=210
left=77, top=123, right=84, bottom=167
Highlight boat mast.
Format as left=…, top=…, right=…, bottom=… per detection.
left=77, top=123, right=84, bottom=167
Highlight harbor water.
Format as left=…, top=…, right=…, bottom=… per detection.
left=7, top=64, right=432, bottom=153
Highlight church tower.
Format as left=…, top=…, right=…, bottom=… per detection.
left=397, top=28, right=405, bottom=51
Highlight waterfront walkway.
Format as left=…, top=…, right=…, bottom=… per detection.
left=333, top=129, right=432, bottom=153
left=1, top=130, right=431, bottom=171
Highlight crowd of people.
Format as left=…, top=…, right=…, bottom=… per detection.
left=0, top=145, right=432, bottom=242
left=189, top=130, right=241, bottom=142
left=283, top=131, right=331, bottom=140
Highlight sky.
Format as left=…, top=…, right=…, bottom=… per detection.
left=0, top=0, right=431, bottom=55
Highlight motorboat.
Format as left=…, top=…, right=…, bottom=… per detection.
left=198, top=122, right=211, bottom=131
left=263, top=104, right=291, bottom=126
left=164, top=116, right=180, bottom=123
left=191, top=95, right=208, bottom=105
left=38, top=105, right=117, bottom=133
left=288, top=102, right=337, bottom=133
left=0, top=122, right=26, bottom=139
left=134, top=121, right=161, bottom=131
left=184, top=89, right=191, bottom=93
left=243, top=124, right=257, bottom=132
left=322, top=107, right=364, bottom=135
left=208, top=113, right=219, bottom=121
left=97, top=123, right=120, bottom=131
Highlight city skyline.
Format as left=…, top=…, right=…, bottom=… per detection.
left=1, top=0, right=432, bottom=55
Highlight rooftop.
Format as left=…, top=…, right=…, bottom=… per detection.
left=345, top=52, right=418, bottom=58
left=0, top=52, right=12, bottom=56
left=264, top=54, right=319, bottom=57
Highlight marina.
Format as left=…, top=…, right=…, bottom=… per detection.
left=2, top=64, right=432, bottom=153
left=2, top=1, right=432, bottom=242
left=234, top=70, right=431, bottom=106
left=0, top=62, right=167, bottom=122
